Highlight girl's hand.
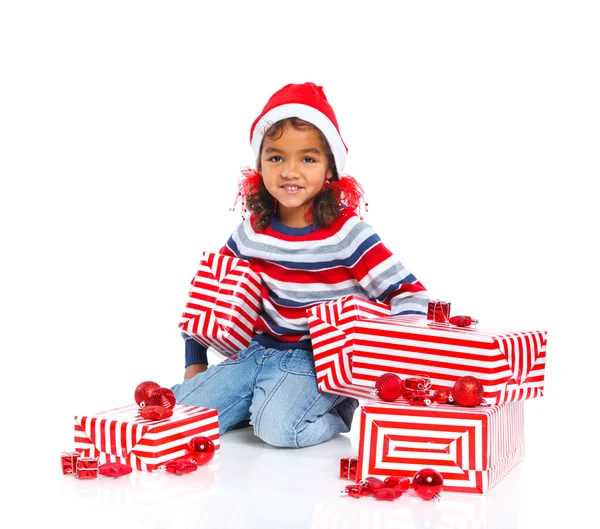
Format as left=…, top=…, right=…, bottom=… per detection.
left=184, top=363, right=208, bottom=380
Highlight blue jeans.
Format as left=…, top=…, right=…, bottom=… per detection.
left=170, top=341, right=359, bottom=448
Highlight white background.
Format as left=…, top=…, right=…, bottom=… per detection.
left=1, top=1, right=599, bottom=527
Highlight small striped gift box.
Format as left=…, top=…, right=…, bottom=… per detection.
left=74, top=404, right=219, bottom=471
left=179, top=252, right=262, bottom=358
left=357, top=399, right=525, bottom=494
left=308, top=295, right=547, bottom=405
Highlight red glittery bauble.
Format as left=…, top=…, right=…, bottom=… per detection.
left=412, top=468, right=444, bottom=500
left=187, top=436, right=216, bottom=466
left=433, top=387, right=453, bottom=404
left=135, top=381, right=160, bottom=407
left=375, top=373, right=404, bottom=402
left=452, top=376, right=484, bottom=407
left=147, top=387, right=177, bottom=410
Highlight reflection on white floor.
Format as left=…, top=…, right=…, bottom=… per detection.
left=55, top=425, right=527, bottom=529
left=20, top=396, right=590, bottom=529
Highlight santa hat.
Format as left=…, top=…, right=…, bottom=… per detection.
left=249, top=82, right=348, bottom=174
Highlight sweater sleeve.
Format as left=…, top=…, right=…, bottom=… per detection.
left=183, top=332, right=209, bottom=367
left=182, top=230, right=242, bottom=367
left=348, top=219, right=430, bottom=316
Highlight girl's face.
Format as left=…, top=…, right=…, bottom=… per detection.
left=259, top=122, right=333, bottom=228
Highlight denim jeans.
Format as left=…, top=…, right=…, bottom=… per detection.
left=170, top=341, right=359, bottom=448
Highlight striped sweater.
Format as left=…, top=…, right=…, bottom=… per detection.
left=184, top=211, right=429, bottom=367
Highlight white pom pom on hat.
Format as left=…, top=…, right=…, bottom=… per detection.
left=249, top=82, right=348, bottom=174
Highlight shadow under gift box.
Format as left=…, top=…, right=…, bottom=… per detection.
left=357, top=399, right=525, bottom=494
left=307, top=295, right=547, bottom=404
left=74, top=404, right=219, bottom=471
left=179, top=252, right=263, bottom=358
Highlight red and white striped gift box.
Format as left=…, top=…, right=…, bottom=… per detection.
left=74, top=404, right=219, bottom=471
left=179, top=252, right=262, bottom=358
left=308, top=295, right=547, bottom=404
left=357, top=400, right=524, bottom=494
left=307, top=296, right=391, bottom=399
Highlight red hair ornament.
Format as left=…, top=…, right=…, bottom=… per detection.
left=306, top=175, right=368, bottom=222
left=230, top=167, right=264, bottom=219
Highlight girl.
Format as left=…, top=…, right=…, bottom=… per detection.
left=170, top=82, right=429, bottom=448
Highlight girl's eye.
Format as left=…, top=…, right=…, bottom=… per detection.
left=267, top=155, right=317, bottom=163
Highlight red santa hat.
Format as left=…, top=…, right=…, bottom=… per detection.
left=249, top=82, right=348, bottom=174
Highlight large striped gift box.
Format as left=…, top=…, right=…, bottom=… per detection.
left=308, top=295, right=547, bottom=404
left=179, top=252, right=262, bottom=358
left=357, top=400, right=524, bottom=494
left=74, top=404, right=219, bottom=471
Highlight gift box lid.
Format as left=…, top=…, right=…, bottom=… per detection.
left=354, top=314, right=547, bottom=386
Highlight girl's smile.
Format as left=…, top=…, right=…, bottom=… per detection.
left=280, top=184, right=302, bottom=194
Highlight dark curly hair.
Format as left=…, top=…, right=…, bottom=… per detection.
left=247, top=117, right=342, bottom=231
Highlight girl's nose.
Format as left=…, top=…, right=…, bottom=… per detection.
left=281, top=160, right=300, bottom=178
left=282, top=167, right=300, bottom=178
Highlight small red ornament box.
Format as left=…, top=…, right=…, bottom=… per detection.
left=340, top=456, right=358, bottom=480
left=307, top=295, right=547, bottom=404
left=74, top=404, right=219, bottom=471
left=357, top=399, right=525, bottom=494
left=179, top=252, right=262, bottom=358
left=76, top=457, right=99, bottom=479
left=61, top=451, right=80, bottom=475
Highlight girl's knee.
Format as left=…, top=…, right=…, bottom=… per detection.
left=253, top=419, right=300, bottom=448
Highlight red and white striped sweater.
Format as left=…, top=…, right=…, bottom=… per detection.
left=184, top=211, right=429, bottom=366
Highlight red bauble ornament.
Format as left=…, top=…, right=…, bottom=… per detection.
left=147, top=387, right=177, bottom=410
left=383, top=476, right=411, bottom=492
left=452, top=376, right=484, bottom=407
left=139, top=405, right=173, bottom=420
left=134, top=381, right=160, bottom=407
left=412, top=468, right=443, bottom=501
left=433, top=387, right=453, bottom=404
left=98, top=462, right=133, bottom=478
left=373, top=373, right=403, bottom=402
left=186, top=436, right=216, bottom=465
